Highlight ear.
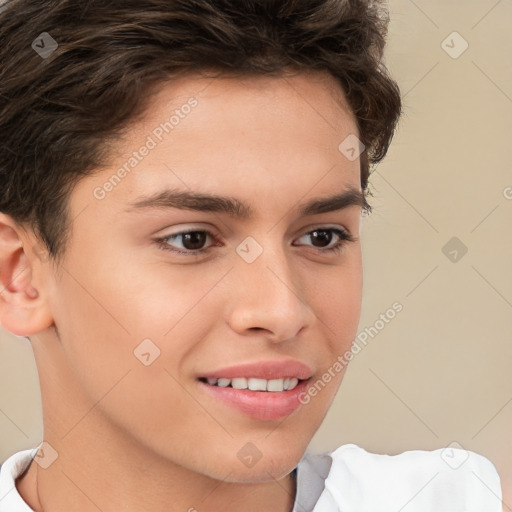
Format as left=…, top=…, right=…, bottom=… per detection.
left=0, top=213, right=54, bottom=336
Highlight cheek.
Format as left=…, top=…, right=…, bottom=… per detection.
left=298, top=251, right=363, bottom=405
left=48, top=256, right=227, bottom=443
left=298, top=266, right=362, bottom=422
left=303, top=250, right=363, bottom=342
left=50, top=270, right=139, bottom=398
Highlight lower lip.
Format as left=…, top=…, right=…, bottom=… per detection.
left=197, top=378, right=310, bottom=421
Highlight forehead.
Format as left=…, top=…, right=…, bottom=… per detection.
left=70, top=70, right=361, bottom=223
left=119, top=69, right=357, bottom=152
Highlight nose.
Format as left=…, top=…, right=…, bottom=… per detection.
left=225, top=241, right=315, bottom=343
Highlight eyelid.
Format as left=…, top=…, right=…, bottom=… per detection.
left=293, top=226, right=354, bottom=246
left=154, top=222, right=218, bottom=236
left=154, top=224, right=355, bottom=256
left=298, top=222, right=352, bottom=236
left=154, top=227, right=220, bottom=254
left=295, top=222, right=355, bottom=240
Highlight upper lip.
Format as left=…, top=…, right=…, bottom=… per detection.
left=199, top=359, right=313, bottom=381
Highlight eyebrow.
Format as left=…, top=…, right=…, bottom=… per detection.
left=124, top=187, right=369, bottom=218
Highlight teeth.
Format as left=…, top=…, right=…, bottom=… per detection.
left=248, top=378, right=267, bottom=391
left=266, top=379, right=284, bottom=392
left=203, top=377, right=301, bottom=392
left=288, top=377, right=299, bottom=390
left=231, top=377, right=248, bottom=389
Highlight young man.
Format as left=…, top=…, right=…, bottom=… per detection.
left=0, top=0, right=503, bottom=511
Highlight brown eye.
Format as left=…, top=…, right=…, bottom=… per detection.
left=309, top=229, right=334, bottom=248
left=180, top=231, right=208, bottom=250
left=155, top=229, right=217, bottom=254
left=293, top=227, right=354, bottom=254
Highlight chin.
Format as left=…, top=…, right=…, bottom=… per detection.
left=196, top=444, right=303, bottom=484
left=220, top=461, right=296, bottom=484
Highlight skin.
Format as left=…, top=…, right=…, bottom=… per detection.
left=0, top=70, right=364, bottom=512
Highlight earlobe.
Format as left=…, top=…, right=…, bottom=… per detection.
left=0, top=214, right=54, bottom=337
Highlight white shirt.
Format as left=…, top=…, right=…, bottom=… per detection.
left=0, top=443, right=502, bottom=511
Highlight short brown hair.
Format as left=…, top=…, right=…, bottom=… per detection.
left=0, top=0, right=401, bottom=264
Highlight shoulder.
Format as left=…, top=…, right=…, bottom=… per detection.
left=317, top=443, right=502, bottom=512
left=0, top=447, right=39, bottom=512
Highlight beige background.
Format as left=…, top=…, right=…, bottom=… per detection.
left=1, top=0, right=511, bottom=499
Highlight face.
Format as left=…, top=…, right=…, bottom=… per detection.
left=31, top=71, right=364, bottom=482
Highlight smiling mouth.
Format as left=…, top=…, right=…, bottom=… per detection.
left=197, top=376, right=308, bottom=392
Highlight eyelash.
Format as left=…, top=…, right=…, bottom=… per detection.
left=154, top=227, right=355, bottom=256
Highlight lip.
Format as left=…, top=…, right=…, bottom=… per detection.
left=197, top=377, right=311, bottom=421
left=198, top=359, right=314, bottom=380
